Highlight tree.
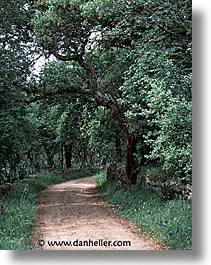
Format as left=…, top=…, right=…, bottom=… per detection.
left=0, top=0, right=36, bottom=180
left=31, top=0, right=191, bottom=184
left=117, top=0, right=192, bottom=184
left=32, top=0, right=140, bottom=183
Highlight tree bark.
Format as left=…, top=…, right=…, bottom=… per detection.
left=64, top=144, right=72, bottom=169
left=115, top=131, right=122, bottom=163
left=46, top=150, right=54, bottom=170
left=60, top=143, right=64, bottom=169
left=125, top=134, right=139, bottom=184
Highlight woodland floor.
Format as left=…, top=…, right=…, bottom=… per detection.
left=33, top=176, right=164, bottom=250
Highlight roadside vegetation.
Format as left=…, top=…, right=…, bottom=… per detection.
left=0, top=169, right=97, bottom=250
left=95, top=170, right=192, bottom=250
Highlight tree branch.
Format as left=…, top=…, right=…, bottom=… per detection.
left=158, top=24, right=187, bottom=37
left=52, top=51, right=80, bottom=62
left=77, top=56, right=98, bottom=91
left=92, top=91, right=130, bottom=141
left=76, top=57, right=131, bottom=142
left=25, top=87, right=92, bottom=104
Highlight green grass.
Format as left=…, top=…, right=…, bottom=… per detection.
left=0, top=168, right=98, bottom=250
left=94, top=171, right=192, bottom=250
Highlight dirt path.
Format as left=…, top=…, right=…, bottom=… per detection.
left=33, top=176, right=162, bottom=250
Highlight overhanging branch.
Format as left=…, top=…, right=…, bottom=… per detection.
left=52, top=51, right=80, bottom=62
left=25, top=87, right=92, bottom=104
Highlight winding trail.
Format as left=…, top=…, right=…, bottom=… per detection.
left=33, top=176, right=162, bottom=250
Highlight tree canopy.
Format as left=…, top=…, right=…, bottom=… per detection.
left=0, top=0, right=192, bottom=186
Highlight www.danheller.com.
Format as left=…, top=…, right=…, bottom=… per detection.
left=36, top=239, right=131, bottom=248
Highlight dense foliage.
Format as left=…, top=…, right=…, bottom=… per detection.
left=0, top=0, right=34, bottom=180
left=0, top=0, right=192, bottom=186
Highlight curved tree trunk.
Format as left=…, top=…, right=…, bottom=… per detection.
left=92, top=91, right=139, bottom=184
left=77, top=57, right=139, bottom=184
left=50, top=55, right=140, bottom=184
